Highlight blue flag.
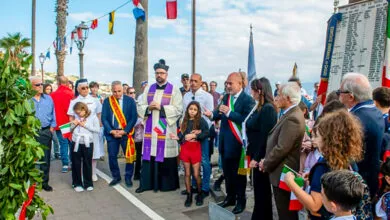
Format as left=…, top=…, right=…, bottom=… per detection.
left=45, top=50, right=50, bottom=59
left=246, top=28, right=256, bottom=94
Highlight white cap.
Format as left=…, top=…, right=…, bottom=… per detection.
left=276, top=81, right=281, bottom=85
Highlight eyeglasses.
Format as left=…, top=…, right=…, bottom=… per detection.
left=34, top=83, right=43, bottom=87
left=80, top=87, right=89, bottom=90
left=336, top=89, right=350, bottom=96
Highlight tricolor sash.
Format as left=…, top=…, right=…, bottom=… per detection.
left=109, top=96, right=136, bottom=163
left=227, top=95, right=250, bottom=175
left=143, top=83, right=173, bottom=162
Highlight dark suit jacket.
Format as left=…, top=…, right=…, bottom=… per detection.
left=351, top=100, right=385, bottom=197
left=212, top=91, right=255, bottom=158
left=246, top=102, right=278, bottom=161
left=263, top=105, right=305, bottom=187
left=102, top=95, right=138, bottom=142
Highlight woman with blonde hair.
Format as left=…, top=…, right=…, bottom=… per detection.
left=284, top=110, right=363, bottom=219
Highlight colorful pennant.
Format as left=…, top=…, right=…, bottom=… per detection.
left=109, top=11, right=115, bottom=34
left=91, top=19, right=98, bottom=30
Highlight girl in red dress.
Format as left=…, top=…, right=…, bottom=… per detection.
left=170, top=101, right=209, bottom=207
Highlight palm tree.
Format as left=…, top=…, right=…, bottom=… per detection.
left=55, top=0, right=68, bottom=77
left=0, top=33, right=31, bottom=65
left=133, top=0, right=148, bottom=96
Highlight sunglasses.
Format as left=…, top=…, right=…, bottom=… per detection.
left=34, top=83, right=43, bottom=87
left=129, top=92, right=135, bottom=94
left=336, top=89, right=350, bottom=96
left=80, top=86, right=89, bottom=90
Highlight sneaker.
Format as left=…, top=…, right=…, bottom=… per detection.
left=74, top=186, right=84, bottom=192
left=62, top=165, right=69, bottom=173
left=86, top=186, right=94, bottom=191
left=92, top=174, right=98, bottom=182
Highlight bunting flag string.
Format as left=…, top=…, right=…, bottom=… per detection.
left=91, top=19, right=98, bottom=29
left=166, top=0, right=177, bottom=19
left=133, top=1, right=145, bottom=21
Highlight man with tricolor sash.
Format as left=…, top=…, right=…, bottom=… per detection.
left=102, top=81, right=137, bottom=187
left=204, top=72, right=255, bottom=214
left=136, top=59, right=183, bottom=193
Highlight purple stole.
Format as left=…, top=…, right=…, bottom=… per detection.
left=143, top=83, right=173, bottom=162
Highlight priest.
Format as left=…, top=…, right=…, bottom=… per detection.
left=136, top=59, right=183, bottom=193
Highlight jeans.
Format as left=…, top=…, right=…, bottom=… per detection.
left=56, top=130, right=70, bottom=166
left=107, top=137, right=134, bottom=181
left=51, top=130, right=60, bottom=156
left=192, top=139, right=211, bottom=192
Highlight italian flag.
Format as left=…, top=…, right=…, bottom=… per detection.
left=279, top=165, right=292, bottom=191
left=289, top=177, right=304, bottom=211
left=279, top=165, right=305, bottom=211
left=59, top=123, right=71, bottom=138
left=383, top=2, right=390, bottom=87
left=153, top=119, right=167, bottom=135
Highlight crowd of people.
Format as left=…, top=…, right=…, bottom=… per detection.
left=29, top=58, right=390, bottom=219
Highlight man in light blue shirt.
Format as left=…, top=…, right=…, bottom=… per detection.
left=30, top=76, right=56, bottom=192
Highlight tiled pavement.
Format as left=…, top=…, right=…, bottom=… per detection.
left=35, top=151, right=255, bottom=220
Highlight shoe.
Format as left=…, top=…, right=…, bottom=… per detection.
left=181, top=187, right=198, bottom=195
left=201, top=190, right=209, bottom=198
left=133, top=174, right=140, bottom=180
left=61, top=165, right=69, bottom=173
left=184, top=192, right=193, bottom=207
left=135, top=187, right=145, bottom=193
left=195, top=192, right=204, bottom=206
left=125, top=178, right=133, bottom=188
left=74, top=186, right=84, bottom=192
left=42, top=185, right=53, bottom=192
left=218, top=198, right=235, bottom=208
left=109, top=179, right=121, bottom=186
left=92, top=174, right=98, bottom=182
left=86, top=186, right=94, bottom=191
left=213, top=175, right=224, bottom=191
left=232, top=200, right=246, bottom=214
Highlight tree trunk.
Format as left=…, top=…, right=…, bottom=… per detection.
left=55, top=0, right=68, bottom=77
left=133, top=0, right=148, bottom=97
left=31, top=0, right=36, bottom=76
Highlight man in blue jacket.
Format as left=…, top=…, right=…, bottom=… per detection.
left=102, top=81, right=137, bottom=187
left=205, top=72, right=255, bottom=214
left=339, top=73, right=385, bottom=197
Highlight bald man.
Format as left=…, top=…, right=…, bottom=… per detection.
left=205, top=72, right=255, bottom=214
left=339, top=73, right=384, bottom=197
left=51, top=76, right=75, bottom=173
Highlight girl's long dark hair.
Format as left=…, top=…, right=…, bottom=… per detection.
left=379, top=158, right=390, bottom=196
left=250, top=77, right=276, bottom=111
left=181, top=101, right=202, bottom=133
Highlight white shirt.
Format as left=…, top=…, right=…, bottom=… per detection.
left=281, top=104, right=298, bottom=116
left=183, top=88, right=214, bottom=128
left=71, top=114, right=100, bottom=151
left=226, top=89, right=243, bottom=117
left=67, top=94, right=102, bottom=117
left=112, top=95, right=124, bottom=127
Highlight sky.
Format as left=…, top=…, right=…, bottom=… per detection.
left=0, top=0, right=349, bottom=90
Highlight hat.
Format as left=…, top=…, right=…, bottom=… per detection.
left=153, top=59, right=169, bottom=71
left=181, top=73, right=189, bottom=79
left=275, top=81, right=281, bottom=85
left=75, top=78, right=88, bottom=97
left=141, top=80, right=148, bottom=87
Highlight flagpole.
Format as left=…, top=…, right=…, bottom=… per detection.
left=191, top=0, right=196, bottom=74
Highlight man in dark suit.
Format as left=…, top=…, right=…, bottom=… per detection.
left=259, top=82, right=305, bottom=220
left=102, top=81, right=137, bottom=187
left=339, top=73, right=385, bottom=197
left=204, top=72, right=255, bottom=214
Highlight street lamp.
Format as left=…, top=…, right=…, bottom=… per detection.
left=39, top=52, right=45, bottom=83
left=74, top=21, right=89, bottom=79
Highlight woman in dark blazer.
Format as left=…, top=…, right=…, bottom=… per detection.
left=246, top=77, right=278, bottom=220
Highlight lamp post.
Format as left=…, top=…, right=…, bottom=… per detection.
left=334, top=0, right=339, bottom=13
left=74, top=22, right=89, bottom=79
left=39, top=53, right=45, bottom=83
